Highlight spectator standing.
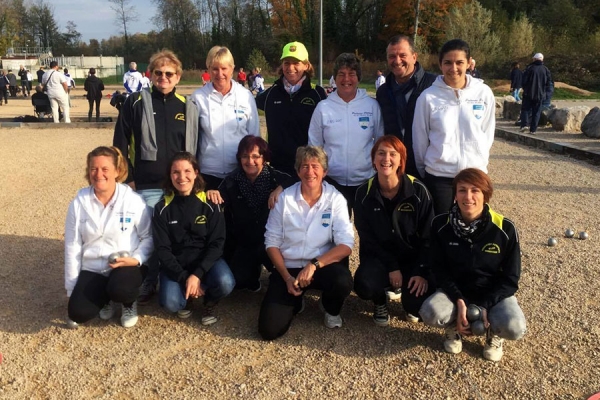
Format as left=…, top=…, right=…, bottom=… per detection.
left=18, top=65, right=30, bottom=97
left=123, top=61, right=143, bottom=94
left=201, top=69, right=210, bottom=85
left=63, top=68, right=75, bottom=107
left=376, top=35, right=436, bottom=180
left=237, top=67, right=247, bottom=87
left=519, top=53, right=552, bottom=135
left=6, top=70, right=17, bottom=97
left=27, top=70, right=33, bottom=92
left=467, top=59, right=482, bottom=79
left=510, top=62, right=523, bottom=102
left=41, top=61, right=70, bottom=123
left=251, top=67, right=264, bottom=93
left=375, top=69, right=385, bottom=90
left=84, top=68, right=105, bottom=122
left=37, top=66, right=45, bottom=83
left=0, top=70, right=9, bottom=105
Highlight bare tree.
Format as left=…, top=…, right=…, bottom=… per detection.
left=109, top=0, right=138, bottom=58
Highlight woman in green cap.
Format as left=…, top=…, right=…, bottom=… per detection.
left=256, top=41, right=327, bottom=179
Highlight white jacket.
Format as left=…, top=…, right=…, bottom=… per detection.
left=412, top=75, right=495, bottom=179
left=264, top=182, right=354, bottom=268
left=308, top=89, right=384, bottom=186
left=192, top=80, right=260, bottom=178
left=64, top=183, right=153, bottom=295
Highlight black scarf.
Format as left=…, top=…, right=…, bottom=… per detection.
left=234, top=166, right=272, bottom=214
left=449, top=203, right=490, bottom=243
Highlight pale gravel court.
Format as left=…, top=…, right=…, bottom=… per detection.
left=0, top=126, right=599, bottom=400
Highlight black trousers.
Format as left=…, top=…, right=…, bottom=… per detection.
left=201, top=173, right=224, bottom=191
left=88, top=98, right=102, bottom=122
left=0, top=86, right=7, bottom=102
left=258, top=262, right=353, bottom=340
left=226, top=244, right=273, bottom=290
left=68, top=267, right=143, bottom=323
left=325, top=177, right=360, bottom=217
left=424, top=172, right=454, bottom=215
left=354, top=258, right=435, bottom=317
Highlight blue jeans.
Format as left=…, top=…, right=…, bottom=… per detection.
left=419, top=290, right=527, bottom=340
left=138, top=188, right=164, bottom=285
left=137, top=188, right=164, bottom=209
left=512, top=89, right=521, bottom=102
left=159, top=258, right=235, bottom=313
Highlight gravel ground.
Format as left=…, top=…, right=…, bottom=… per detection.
left=1, top=97, right=600, bottom=399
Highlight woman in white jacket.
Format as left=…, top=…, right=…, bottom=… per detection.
left=64, top=146, right=153, bottom=329
left=412, top=39, right=495, bottom=215
left=308, top=53, right=384, bottom=214
left=192, top=46, right=260, bottom=190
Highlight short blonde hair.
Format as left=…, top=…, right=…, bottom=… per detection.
left=149, top=49, right=183, bottom=75
left=295, top=146, right=328, bottom=172
left=206, top=46, right=234, bottom=69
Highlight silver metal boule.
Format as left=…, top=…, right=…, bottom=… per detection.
left=547, top=237, right=557, bottom=246
left=119, top=250, right=131, bottom=258
left=565, top=229, right=575, bottom=238
left=108, top=252, right=120, bottom=264
left=579, top=231, right=589, bottom=240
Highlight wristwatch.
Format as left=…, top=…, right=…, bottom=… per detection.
left=310, top=258, right=321, bottom=269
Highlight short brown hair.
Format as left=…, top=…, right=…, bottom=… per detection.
left=149, top=49, right=183, bottom=75
left=452, top=168, right=493, bottom=203
left=370, top=136, right=407, bottom=178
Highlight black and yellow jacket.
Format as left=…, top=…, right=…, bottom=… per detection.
left=113, top=86, right=198, bottom=190
left=353, top=174, right=434, bottom=277
left=430, top=206, right=521, bottom=310
left=153, top=191, right=225, bottom=283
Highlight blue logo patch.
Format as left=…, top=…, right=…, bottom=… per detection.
left=472, top=104, right=484, bottom=120
left=359, top=116, right=369, bottom=130
left=321, top=212, right=331, bottom=227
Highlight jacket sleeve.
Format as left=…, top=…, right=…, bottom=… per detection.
left=64, top=199, right=82, bottom=296
left=373, top=102, right=385, bottom=140
left=480, top=220, right=521, bottom=310
left=193, top=202, right=226, bottom=279
left=246, top=90, right=261, bottom=137
left=152, top=204, right=189, bottom=284
left=255, top=87, right=267, bottom=111
left=411, top=180, right=435, bottom=279
left=353, top=191, right=400, bottom=272
left=265, top=193, right=285, bottom=250
left=430, top=218, right=466, bottom=303
left=307, top=103, right=324, bottom=147
left=481, top=86, right=496, bottom=153
left=331, top=192, right=355, bottom=249
left=412, top=94, right=430, bottom=179
left=131, top=201, right=154, bottom=266
left=112, top=95, right=135, bottom=183
left=84, top=78, right=90, bottom=93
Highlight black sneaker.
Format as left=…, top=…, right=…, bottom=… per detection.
left=373, top=303, right=390, bottom=326
left=201, top=303, right=218, bottom=326
left=137, top=279, right=156, bottom=305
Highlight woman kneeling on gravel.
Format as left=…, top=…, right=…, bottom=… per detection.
left=64, top=146, right=154, bottom=329
left=419, top=168, right=526, bottom=361
left=153, top=152, right=235, bottom=326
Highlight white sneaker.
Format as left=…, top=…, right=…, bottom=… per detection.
left=66, top=318, right=79, bottom=329
left=406, top=313, right=420, bottom=323
left=324, top=312, right=343, bottom=329
left=483, top=329, right=504, bottom=361
left=519, top=127, right=529, bottom=133
left=386, top=287, right=402, bottom=301
left=99, top=302, right=115, bottom=320
left=443, top=326, right=463, bottom=354
left=121, top=302, right=138, bottom=328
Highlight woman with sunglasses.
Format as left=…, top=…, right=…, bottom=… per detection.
left=113, top=49, right=200, bottom=305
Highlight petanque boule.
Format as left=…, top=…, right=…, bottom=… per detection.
left=548, top=237, right=558, bottom=246
left=579, top=231, right=589, bottom=240
left=471, top=320, right=486, bottom=336
left=565, top=229, right=575, bottom=238
left=466, top=304, right=482, bottom=322
left=118, top=250, right=131, bottom=258
left=108, top=252, right=120, bottom=264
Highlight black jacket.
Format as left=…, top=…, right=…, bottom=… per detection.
left=153, top=192, right=225, bottom=283
left=430, top=206, right=521, bottom=311
left=256, top=76, right=326, bottom=177
left=84, top=75, right=105, bottom=100
left=113, top=87, right=187, bottom=190
left=376, top=62, right=436, bottom=179
left=510, top=68, right=523, bottom=90
left=18, top=68, right=27, bottom=82
left=522, top=61, right=552, bottom=101
left=353, top=174, right=434, bottom=278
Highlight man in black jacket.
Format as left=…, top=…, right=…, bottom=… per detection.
left=376, top=35, right=436, bottom=180
left=519, top=53, right=552, bottom=135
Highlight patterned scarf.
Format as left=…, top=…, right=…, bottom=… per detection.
left=283, top=75, right=306, bottom=95
left=449, top=202, right=490, bottom=243
left=234, top=166, right=272, bottom=214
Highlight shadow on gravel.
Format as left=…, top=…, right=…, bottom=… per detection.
left=0, top=235, right=66, bottom=334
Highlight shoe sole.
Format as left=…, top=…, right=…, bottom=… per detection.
left=177, top=310, right=193, bottom=319
left=373, top=317, right=390, bottom=327
left=201, top=317, right=217, bottom=326
left=121, top=316, right=138, bottom=328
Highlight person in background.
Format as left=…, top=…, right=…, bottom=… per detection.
left=18, top=65, right=30, bottom=97
left=412, top=39, right=495, bottom=215
left=84, top=68, right=105, bottom=122
left=258, top=146, right=355, bottom=340
left=519, top=53, right=552, bottom=135
left=153, top=152, right=235, bottom=325
left=64, top=146, right=153, bottom=329
left=0, top=70, right=9, bottom=105
left=375, top=69, right=385, bottom=91
left=510, top=62, right=523, bottom=102
left=41, top=61, right=70, bottom=123
left=201, top=69, right=210, bottom=86
left=467, top=59, right=481, bottom=79
left=6, top=70, right=17, bottom=97
left=256, top=41, right=327, bottom=178
left=308, top=52, right=384, bottom=214
left=251, top=67, right=264, bottom=94
left=328, top=74, right=337, bottom=93
left=237, top=67, right=247, bottom=87
left=37, top=66, right=45, bottom=83
left=123, top=61, right=143, bottom=94
left=63, top=68, right=75, bottom=107
left=419, top=168, right=526, bottom=362
left=26, top=69, right=33, bottom=94
left=31, top=84, right=52, bottom=118
left=192, top=46, right=260, bottom=190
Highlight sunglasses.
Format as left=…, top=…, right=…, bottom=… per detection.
left=153, top=70, right=176, bottom=78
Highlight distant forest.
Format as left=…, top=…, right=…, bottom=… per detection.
left=2, top=0, right=599, bottom=88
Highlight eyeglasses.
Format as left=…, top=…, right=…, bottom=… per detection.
left=240, top=154, right=263, bottom=161
left=153, top=70, right=176, bottom=78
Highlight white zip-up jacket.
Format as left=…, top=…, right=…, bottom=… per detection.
left=412, top=75, right=495, bottom=179
left=192, top=80, right=259, bottom=178
left=264, top=182, right=354, bottom=268
left=64, top=183, right=153, bottom=296
left=308, top=89, right=384, bottom=186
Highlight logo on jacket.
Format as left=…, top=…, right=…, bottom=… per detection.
left=397, top=203, right=414, bottom=212
left=482, top=243, right=500, bottom=254
left=174, top=113, right=185, bottom=121
left=119, top=217, right=131, bottom=231
left=321, top=212, right=331, bottom=227
left=301, top=98, right=315, bottom=106
left=472, top=104, right=484, bottom=120
left=235, top=109, right=245, bottom=122
left=358, top=116, right=369, bottom=130
left=195, top=215, right=207, bottom=224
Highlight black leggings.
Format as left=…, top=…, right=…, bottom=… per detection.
left=68, top=267, right=143, bottom=323
left=258, top=262, right=353, bottom=340
left=424, top=172, right=454, bottom=215
left=226, top=244, right=273, bottom=290
left=88, top=98, right=102, bottom=122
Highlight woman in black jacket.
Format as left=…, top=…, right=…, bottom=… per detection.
left=419, top=168, right=526, bottom=362
left=353, top=135, right=435, bottom=326
left=207, top=136, right=293, bottom=291
left=84, top=68, right=105, bottom=122
left=153, top=152, right=235, bottom=325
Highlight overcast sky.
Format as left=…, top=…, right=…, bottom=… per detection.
left=53, top=0, right=155, bottom=42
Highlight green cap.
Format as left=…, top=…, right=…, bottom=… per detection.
left=280, top=42, right=309, bottom=62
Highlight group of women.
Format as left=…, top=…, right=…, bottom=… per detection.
left=64, top=38, right=525, bottom=362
